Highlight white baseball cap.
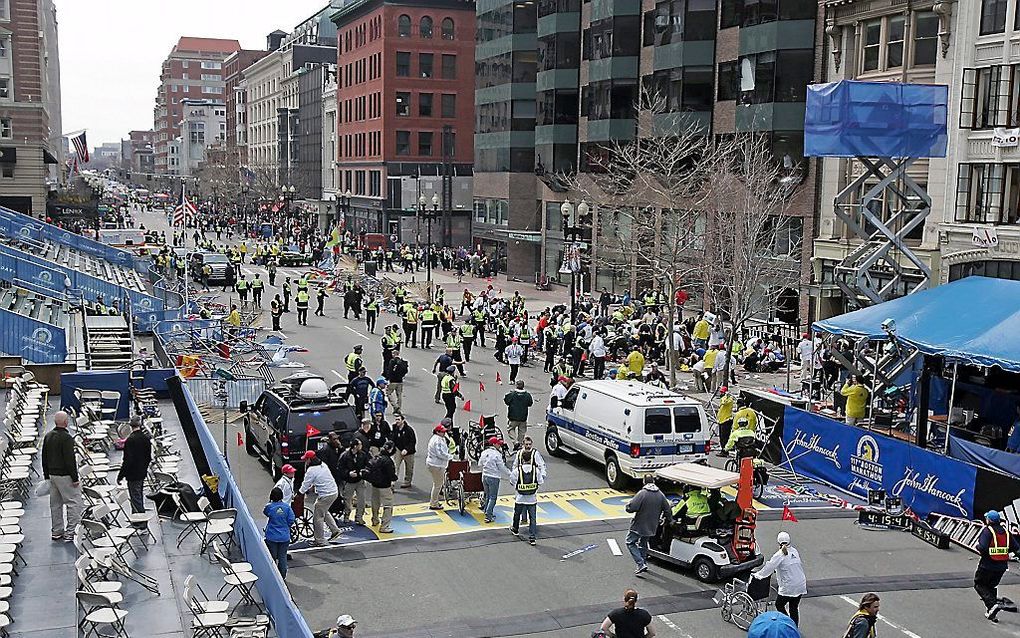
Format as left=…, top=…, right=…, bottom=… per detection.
left=336, top=615, right=357, bottom=628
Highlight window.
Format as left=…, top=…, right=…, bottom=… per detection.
left=442, top=17, right=455, bottom=39
left=0, top=78, right=9, bottom=99
left=645, top=408, right=672, bottom=435
left=420, top=53, right=434, bottom=78
left=419, top=92, right=433, bottom=116
left=398, top=14, right=411, bottom=37
left=442, top=94, right=456, bottom=118
left=420, top=16, right=433, bottom=38
left=956, top=163, right=1020, bottom=225
left=443, top=130, right=456, bottom=157
left=396, top=91, right=411, bottom=116
left=419, top=131, right=434, bottom=156
left=674, top=406, right=702, bottom=433
left=0, top=117, right=10, bottom=139
left=202, top=86, right=221, bottom=94
left=862, top=19, right=881, bottom=72
left=396, top=130, right=410, bottom=155
left=982, top=0, right=1007, bottom=35
left=914, top=11, right=939, bottom=66
left=718, top=61, right=738, bottom=101
left=369, top=171, right=381, bottom=196
left=885, top=16, right=905, bottom=69
left=0, top=165, right=11, bottom=179
left=0, top=0, right=7, bottom=21
left=0, top=36, right=8, bottom=58
left=201, top=61, right=220, bottom=69
left=441, top=54, right=456, bottom=79
left=396, top=51, right=410, bottom=76
left=721, top=0, right=742, bottom=28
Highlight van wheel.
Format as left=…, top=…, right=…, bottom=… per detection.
left=243, top=419, right=258, bottom=457
left=545, top=426, right=565, bottom=458
left=693, top=557, right=717, bottom=583
left=605, top=455, right=628, bottom=490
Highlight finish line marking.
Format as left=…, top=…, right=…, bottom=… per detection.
left=840, top=595, right=923, bottom=638
left=607, top=538, right=623, bottom=556
left=344, top=325, right=370, bottom=341
left=656, top=615, right=692, bottom=638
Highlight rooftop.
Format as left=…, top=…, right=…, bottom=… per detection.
left=173, top=36, right=242, bottom=54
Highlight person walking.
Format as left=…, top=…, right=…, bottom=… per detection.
left=271, top=295, right=283, bottom=331
left=599, top=589, right=655, bottom=638
left=42, top=410, right=80, bottom=541
left=264, top=487, right=295, bottom=578
left=509, top=436, right=546, bottom=545
left=843, top=593, right=881, bottom=638
left=365, top=295, right=379, bottom=333
left=479, top=437, right=511, bottom=523
left=116, top=416, right=152, bottom=517
left=298, top=450, right=343, bottom=546
left=716, top=387, right=735, bottom=458
left=625, top=475, right=672, bottom=575
left=315, top=286, right=328, bottom=316
left=366, top=441, right=398, bottom=533
left=975, top=510, right=1020, bottom=622
left=426, top=424, right=452, bottom=510
left=840, top=375, right=869, bottom=426
left=338, top=439, right=369, bottom=525
left=503, top=380, right=534, bottom=450
left=391, top=415, right=416, bottom=488
left=368, top=378, right=389, bottom=419
left=295, top=288, right=310, bottom=326
left=504, top=338, right=525, bottom=384
left=251, top=274, right=265, bottom=307
left=753, top=531, right=807, bottom=625
left=384, top=349, right=409, bottom=414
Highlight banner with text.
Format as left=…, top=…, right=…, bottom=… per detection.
left=781, top=407, right=976, bottom=518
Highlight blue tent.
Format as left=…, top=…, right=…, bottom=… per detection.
left=748, top=611, right=800, bottom=638
left=813, top=277, right=1020, bottom=372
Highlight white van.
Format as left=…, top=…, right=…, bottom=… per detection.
left=545, top=380, right=711, bottom=489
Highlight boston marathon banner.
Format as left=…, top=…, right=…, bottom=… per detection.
left=781, top=407, right=976, bottom=518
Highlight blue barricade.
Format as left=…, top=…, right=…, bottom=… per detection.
left=179, top=383, right=313, bottom=638
left=0, top=206, right=141, bottom=271
left=782, top=407, right=976, bottom=518
left=60, top=371, right=132, bottom=419
left=0, top=307, right=67, bottom=364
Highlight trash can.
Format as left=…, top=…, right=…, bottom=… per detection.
left=365, top=261, right=378, bottom=277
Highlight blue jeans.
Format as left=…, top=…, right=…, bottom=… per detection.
left=512, top=503, right=537, bottom=540
left=482, top=476, right=501, bottom=519
left=266, top=540, right=289, bottom=579
left=626, top=530, right=649, bottom=567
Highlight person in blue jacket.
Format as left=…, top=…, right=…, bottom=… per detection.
left=264, top=486, right=296, bottom=579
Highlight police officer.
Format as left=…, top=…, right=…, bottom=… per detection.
left=460, top=321, right=476, bottom=363
left=282, top=277, right=292, bottom=313
left=235, top=275, right=249, bottom=309
left=365, top=295, right=379, bottom=333
left=394, top=285, right=406, bottom=308
left=672, top=485, right=712, bottom=533
left=440, top=368, right=463, bottom=425
left=315, top=286, right=328, bottom=316
left=421, top=304, right=437, bottom=348
left=251, top=274, right=265, bottom=307
left=976, top=510, right=1020, bottom=622
left=445, top=330, right=464, bottom=375
left=473, top=306, right=487, bottom=347
left=403, top=303, right=419, bottom=349
left=297, top=275, right=309, bottom=295
left=267, top=259, right=278, bottom=286
left=201, top=263, right=212, bottom=291
left=345, top=344, right=364, bottom=382
left=270, top=295, right=283, bottom=331
left=295, top=287, right=310, bottom=326
left=343, top=276, right=355, bottom=318
left=381, top=325, right=399, bottom=372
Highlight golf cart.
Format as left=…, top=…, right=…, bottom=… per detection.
left=647, top=462, right=763, bottom=582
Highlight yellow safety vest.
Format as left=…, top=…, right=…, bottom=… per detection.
left=441, top=375, right=457, bottom=395
left=345, top=352, right=360, bottom=371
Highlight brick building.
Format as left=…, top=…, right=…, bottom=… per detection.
left=0, top=0, right=62, bottom=216
left=153, top=37, right=240, bottom=174
left=330, top=0, right=475, bottom=240
left=223, top=48, right=268, bottom=165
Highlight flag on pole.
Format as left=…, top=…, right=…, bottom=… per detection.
left=463, top=400, right=472, bottom=412
left=325, top=224, right=342, bottom=249
left=306, top=424, right=322, bottom=437
left=70, top=131, right=89, bottom=163
left=173, top=186, right=198, bottom=227
left=479, top=381, right=485, bottom=392
left=781, top=504, right=799, bottom=522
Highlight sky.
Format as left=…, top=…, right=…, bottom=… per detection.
left=58, top=1, right=325, bottom=146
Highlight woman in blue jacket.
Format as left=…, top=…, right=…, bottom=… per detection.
left=264, top=487, right=296, bottom=579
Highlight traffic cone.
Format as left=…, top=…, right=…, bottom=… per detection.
left=495, top=371, right=502, bottom=384
left=236, top=432, right=243, bottom=447
left=479, top=381, right=485, bottom=392
left=463, top=400, right=472, bottom=412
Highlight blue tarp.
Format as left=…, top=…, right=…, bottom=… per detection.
left=804, top=80, right=948, bottom=158
left=949, top=434, right=1020, bottom=479
left=748, top=612, right=801, bottom=638
left=813, top=277, right=1020, bottom=373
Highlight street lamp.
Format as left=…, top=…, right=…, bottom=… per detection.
left=560, top=200, right=587, bottom=324
left=419, top=192, right=441, bottom=301
left=339, top=188, right=352, bottom=235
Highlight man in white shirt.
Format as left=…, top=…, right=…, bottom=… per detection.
left=274, top=464, right=296, bottom=504
left=479, top=437, right=511, bottom=523
left=504, top=338, right=525, bottom=383
left=299, top=451, right=342, bottom=546
left=509, top=436, right=547, bottom=545
left=797, top=333, right=816, bottom=382
left=589, top=331, right=607, bottom=380
left=426, top=423, right=452, bottom=510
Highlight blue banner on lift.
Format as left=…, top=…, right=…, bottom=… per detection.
left=782, top=407, right=975, bottom=518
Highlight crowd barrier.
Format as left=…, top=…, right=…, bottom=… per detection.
left=0, top=306, right=67, bottom=364
left=186, top=376, right=267, bottom=409
left=0, top=205, right=142, bottom=271
left=168, top=376, right=313, bottom=638
left=782, top=407, right=976, bottom=518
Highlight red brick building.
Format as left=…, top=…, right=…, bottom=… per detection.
left=330, top=0, right=474, bottom=235
left=223, top=48, right=268, bottom=165
left=153, top=37, right=240, bottom=174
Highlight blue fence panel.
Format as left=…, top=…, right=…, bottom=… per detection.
left=0, top=308, right=67, bottom=363
left=179, top=384, right=313, bottom=638
left=782, top=407, right=976, bottom=518
left=59, top=371, right=132, bottom=419
left=0, top=206, right=140, bottom=271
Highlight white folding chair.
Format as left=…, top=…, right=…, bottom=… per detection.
left=77, top=590, right=129, bottom=638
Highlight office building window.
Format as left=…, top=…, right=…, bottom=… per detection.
left=396, top=51, right=410, bottom=76
left=442, top=94, right=456, bottom=118
left=956, top=163, right=1020, bottom=224
left=957, top=65, right=1020, bottom=129
left=420, top=53, right=434, bottom=78
left=913, top=11, right=939, bottom=66
left=0, top=117, right=9, bottom=138
left=862, top=19, right=882, bottom=71
left=720, top=0, right=741, bottom=28
left=738, top=49, right=811, bottom=103
left=0, top=36, right=8, bottom=58
left=442, top=17, right=455, bottom=39
left=419, top=132, right=434, bottom=156
left=369, top=170, right=381, bottom=196
left=982, top=0, right=1007, bottom=35
left=398, top=14, right=411, bottom=37
left=420, top=16, right=434, bottom=38
left=0, top=78, right=9, bottom=99
left=1, top=165, right=12, bottom=179
left=441, top=54, right=457, bottom=79
left=396, top=91, right=411, bottom=116
left=419, top=93, right=434, bottom=116
left=443, top=130, right=456, bottom=158
left=718, top=61, right=738, bottom=101
left=0, top=0, right=7, bottom=21
left=885, top=16, right=905, bottom=68
left=396, top=130, right=411, bottom=155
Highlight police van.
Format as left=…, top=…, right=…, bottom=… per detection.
left=545, top=380, right=711, bottom=489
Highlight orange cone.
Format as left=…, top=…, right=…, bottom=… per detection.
left=479, top=381, right=486, bottom=392
left=496, top=371, right=502, bottom=384
left=463, top=400, right=472, bottom=412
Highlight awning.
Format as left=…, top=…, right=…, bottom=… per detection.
left=43, top=149, right=58, bottom=164
left=813, top=276, right=1020, bottom=372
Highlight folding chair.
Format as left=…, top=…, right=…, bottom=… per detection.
left=200, top=508, right=236, bottom=557
left=213, top=551, right=262, bottom=613
left=174, top=494, right=209, bottom=547
left=77, top=591, right=129, bottom=638
left=183, top=575, right=230, bottom=638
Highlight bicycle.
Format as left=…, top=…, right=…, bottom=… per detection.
left=464, top=414, right=505, bottom=463
left=723, top=442, right=769, bottom=500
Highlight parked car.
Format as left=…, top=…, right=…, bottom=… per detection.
left=277, top=250, right=312, bottom=267
left=189, top=251, right=235, bottom=285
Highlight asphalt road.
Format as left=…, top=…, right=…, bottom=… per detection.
left=137, top=205, right=1018, bottom=638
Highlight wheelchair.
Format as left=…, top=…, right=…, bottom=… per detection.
left=716, top=573, right=772, bottom=630
left=289, top=493, right=316, bottom=544
left=442, top=459, right=485, bottom=515
left=465, top=414, right=505, bottom=463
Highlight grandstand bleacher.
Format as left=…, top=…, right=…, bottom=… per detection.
left=4, top=236, right=147, bottom=294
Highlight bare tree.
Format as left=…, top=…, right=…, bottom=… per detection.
left=561, top=91, right=718, bottom=385
left=700, top=133, right=802, bottom=389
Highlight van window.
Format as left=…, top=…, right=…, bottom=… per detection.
left=645, top=407, right=672, bottom=435
left=561, top=386, right=580, bottom=410
left=674, top=406, right=702, bottom=433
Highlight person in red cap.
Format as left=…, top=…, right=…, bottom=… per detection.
left=479, top=436, right=511, bottom=523
left=298, top=450, right=343, bottom=546
left=426, top=423, right=452, bottom=509
left=274, top=464, right=297, bottom=504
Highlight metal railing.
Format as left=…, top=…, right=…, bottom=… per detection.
left=184, top=375, right=267, bottom=409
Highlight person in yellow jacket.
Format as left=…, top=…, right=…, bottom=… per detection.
left=626, top=348, right=646, bottom=377
left=841, top=375, right=869, bottom=426
left=716, top=388, right=735, bottom=458
left=672, top=486, right=713, bottom=532
left=692, top=313, right=711, bottom=348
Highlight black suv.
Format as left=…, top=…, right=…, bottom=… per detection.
left=242, top=373, right=358, bottom=479
left=190, top=251, right=236, bottom=285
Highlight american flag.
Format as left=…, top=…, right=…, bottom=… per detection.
left=70, top=131, right=89, bottom=164
left=173, top=187, right=197, bottom=227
